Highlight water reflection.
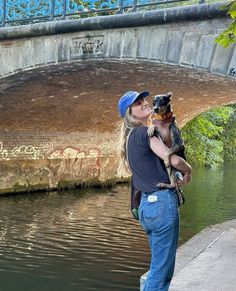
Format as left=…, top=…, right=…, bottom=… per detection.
left=0, top=161, right=236, bottom=290
left=0, top=189, right=149, bottom=291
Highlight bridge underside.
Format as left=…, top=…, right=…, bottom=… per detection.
left=1, top=60, right=235, bottom=132
left=0, top=60, right=235, bottom=194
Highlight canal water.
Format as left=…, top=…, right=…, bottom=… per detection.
left=0, top=161, right=236, bottom=291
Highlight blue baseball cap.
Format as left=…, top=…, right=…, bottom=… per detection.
left=118, top=91, right=150, bottom=117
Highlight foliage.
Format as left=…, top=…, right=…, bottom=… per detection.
left=215, top=0, right=236, bottom=48
left=182, top=105, right=234, bottom=167
left=221, top=104, right=236, bottom=160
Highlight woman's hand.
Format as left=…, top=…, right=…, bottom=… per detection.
left=175, top=172, right=192, bottom=187
left=182, top=171, right=192, bottom=184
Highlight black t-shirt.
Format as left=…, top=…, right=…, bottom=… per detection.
left=127, top=126, right=170, bottom=193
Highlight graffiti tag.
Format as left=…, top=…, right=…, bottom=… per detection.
left=12, top=145, right=42, bottom=160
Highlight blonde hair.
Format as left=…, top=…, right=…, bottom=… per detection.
left=116, top=108, right=142, bottom=177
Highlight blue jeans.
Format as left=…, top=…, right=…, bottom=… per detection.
left=139, top=189, right=179, bottom=291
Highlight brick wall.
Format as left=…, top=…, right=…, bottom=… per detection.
left=0, top=131, right=119, bottom=194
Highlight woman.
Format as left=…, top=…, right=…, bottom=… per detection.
left=117, top=91, right=192, bottom=291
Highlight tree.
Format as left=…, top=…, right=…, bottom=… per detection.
left=215, top=1, right=236, bottom=48
left=182, top=106, right=234, bottom=167
left=222, top=104, right=236, bottom=161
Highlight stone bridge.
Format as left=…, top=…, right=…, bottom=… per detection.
left=0, top=2, right=236, bottom=78
left=0, top=2, right=235, bottom=194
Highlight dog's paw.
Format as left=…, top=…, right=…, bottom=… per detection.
left=147, top=125, right=156, bottom=137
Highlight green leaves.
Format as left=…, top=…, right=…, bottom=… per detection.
left=228, top=1, right=236, bottom=17
left=215, top=1, right=236, bottom=48
left=182, top=106, right=234, bottom=168
left=215, top=24, right=236, bottom=48
left=221, top=105, right=236, bottom=161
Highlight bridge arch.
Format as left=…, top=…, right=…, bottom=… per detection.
left=0, top=59, right=235, bottom=194
left=0, top=3, right=235, bottom=194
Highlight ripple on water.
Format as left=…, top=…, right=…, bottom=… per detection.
left=0, top=162, right=236, bottom=290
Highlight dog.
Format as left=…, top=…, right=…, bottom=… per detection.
left=131, top=92, right=185, bottom=219
left=147, top=92, right=186, bottom=192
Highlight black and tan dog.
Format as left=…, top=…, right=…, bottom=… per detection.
left=131, top=92, right=185, bottom=219
left=147, top=92, right=186, bottom=191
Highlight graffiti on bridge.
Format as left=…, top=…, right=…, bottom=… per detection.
left=12, top=145, right=42, bottom=160
left=0, top=142, right=101, bottom=179
left=48, top=146, right=101, bottom=179
left=0, top=142, right=9, bottom=160
left=0, top=142, right=42, bottom=160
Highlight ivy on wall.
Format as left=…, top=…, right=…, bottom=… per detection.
left=182, top=105, right=235, bottom=167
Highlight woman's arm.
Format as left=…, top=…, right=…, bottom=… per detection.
left=149, top=136, right=192, bottom=185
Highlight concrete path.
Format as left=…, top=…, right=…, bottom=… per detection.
left=169, top=219, right=236, bottom=291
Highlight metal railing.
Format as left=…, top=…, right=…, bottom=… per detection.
left=0, top=0, right=207, bottom=27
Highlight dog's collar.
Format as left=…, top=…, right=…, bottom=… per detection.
left=154, top=111, right=174, bottom=121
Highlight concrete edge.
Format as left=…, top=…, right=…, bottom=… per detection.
left=140, top=219, right=236, bottom=290
left=174, top=219, right=236, bottom=274
left=0, top=2, right=227, bottom=40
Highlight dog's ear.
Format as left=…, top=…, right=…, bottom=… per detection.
left=166, top=92, right=172, bottom=100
